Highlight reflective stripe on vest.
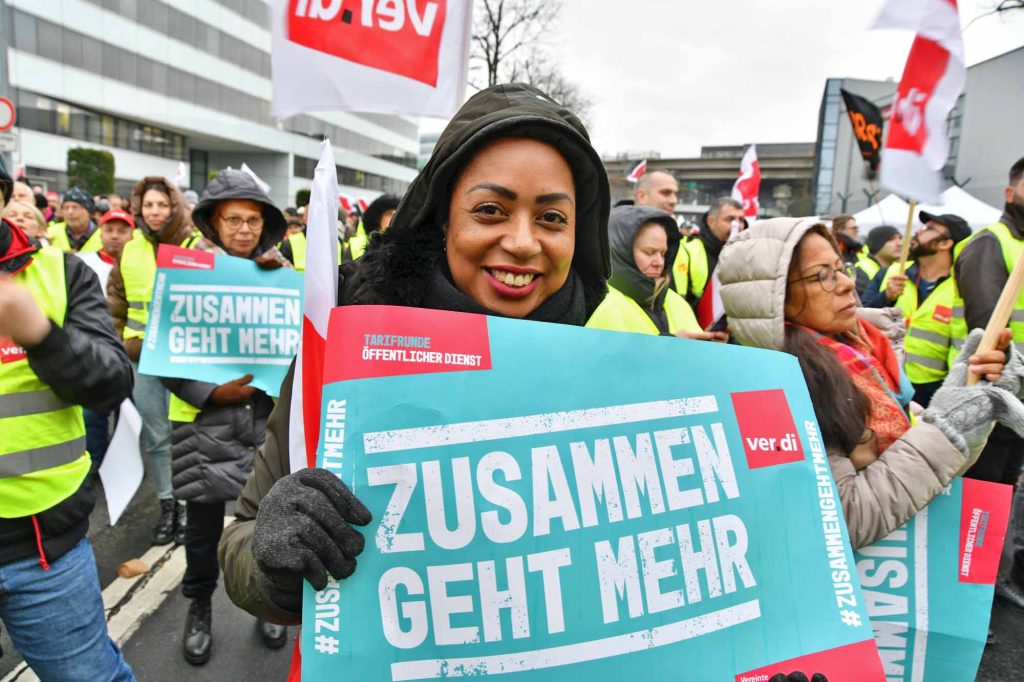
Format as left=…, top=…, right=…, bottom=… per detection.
left=880, top=263, right=955, bottom=384
left=46, top=222, right=103, bottom=253
left=949, top=221, right=1024, bottom=367
left=121, top=232, right=199, bottom=340
left=0, top=246, right=90, bottom=518
left=586, top=286, right=700, bottom=336
left=672, top=238, right=709, bottom=299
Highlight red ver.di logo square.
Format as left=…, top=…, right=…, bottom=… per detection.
left=289, top=0, right=447, bottom=86
left=730, top=389, right=805, bottom=469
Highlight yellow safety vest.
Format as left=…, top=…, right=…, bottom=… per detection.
left=671, top=238, right=709, bottom=299
left=0, top=246, right=90, bottom=518
left=949, top=221, right=1024, bottom=366
left=880, top=263, right=955, bottom=384
left=348, top=223, right=369, bottom=260
left=46, top=222, right=102, bottom=253
left=586, top=286, right=701, bottom=336
left=169, top=394, right=201, bottom=423
left=120, top=232, right=199, bottom=340
left=854, top=253, right=881, bottom=282
left=287, top=232, right=342, bottom=273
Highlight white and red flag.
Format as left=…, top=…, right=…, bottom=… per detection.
left=172, top=161, right=187, bottom=189
left=288, top=140, right=339, bottom=474
left=271, top=0, right=473, bottom=119
left=731, top=145, right=761, bottom=220
left=873, top=0, right=965, bottom=203
left=626, top=160, right=647, bottom=183
left=338, top=195, right=353, bottom=214
left=357, top=198, right=369, bottom=214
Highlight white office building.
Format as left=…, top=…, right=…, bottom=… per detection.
left=3, top=0, right=419, bottom=208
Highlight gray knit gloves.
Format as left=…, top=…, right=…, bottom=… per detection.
left=251, top=467, right=372, bottom=613
left=922, top=329, right=1024, bottom=465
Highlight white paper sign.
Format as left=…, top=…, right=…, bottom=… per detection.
left=98, top=400, right=144, bottom=525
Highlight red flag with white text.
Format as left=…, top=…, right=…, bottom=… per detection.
left=873, top=0, right=965, bottom=203
left=731, top=145, right=760, bottom=220
left=272, top=0, right=473, bottom=119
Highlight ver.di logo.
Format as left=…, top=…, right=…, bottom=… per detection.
left=289, top=0, right=446, bottom=87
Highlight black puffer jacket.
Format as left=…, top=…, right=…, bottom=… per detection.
left=163, top=377, right=275, bottom=503
left=161, top=170, right=288, bottom=503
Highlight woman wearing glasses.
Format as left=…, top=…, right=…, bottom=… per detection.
left=717, top=219, right=1024, bottom=548
left=160, top=169, right=291, bottom=664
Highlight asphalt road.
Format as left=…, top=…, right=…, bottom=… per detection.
left=1, top=477, right=1022, bottom=681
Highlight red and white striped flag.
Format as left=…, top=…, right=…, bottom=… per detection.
left=873, top=0, right=965, bottom=203
left=357, top=198, right=369, bottom=214
left=626, top=160, right=647, bottom=183
left=288, top=140, right=339, bottom=474
left=731, top=145, right=761, bottom=220
left=339, top=195, right=353, bottom=214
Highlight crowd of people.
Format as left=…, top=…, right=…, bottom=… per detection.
left=2, top=82, right=1024, bottom=679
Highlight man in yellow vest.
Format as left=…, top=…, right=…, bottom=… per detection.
left=951, top=157, right=1024, bottom=610
left=671, top=196, right=744, bottom=310
left=0, top=162, right=136, bottom=679
left=46, top=187, right=103, bottom=253
left=867, top=212, right=971, bottom=407
left=853, top=224, right=901, bottom=299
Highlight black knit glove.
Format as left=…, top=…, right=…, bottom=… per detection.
left=770, top=673, right=828, bottom=682
left=251, top=467, right=372, bottom=613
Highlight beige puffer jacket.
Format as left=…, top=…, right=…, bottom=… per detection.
left=718, top=218, right=967, bottom=548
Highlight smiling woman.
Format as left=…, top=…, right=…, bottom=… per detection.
left=219, top=83, right=612, bottom=628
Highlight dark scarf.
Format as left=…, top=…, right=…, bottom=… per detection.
left=0, top=219, right=40, bottom=274
left=420, top=262, right=587, bottom=326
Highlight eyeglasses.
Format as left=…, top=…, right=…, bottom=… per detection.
left=218, top=215, right=264, bottom=232
left=787, top=264, right=854, bottom=293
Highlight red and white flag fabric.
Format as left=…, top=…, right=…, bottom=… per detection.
left=626, top=160, right=648, bottom=183
left=271, top=0, right=473, bottom=119
left=288, top=140, right=339, bottom=474
left=339, top=195, right=353, bottom=214
left=731, top=145, right=761, bottom=220
left=695, top=219, right=742, bottom=330
left=357, top=198, right=369, bottom=214
left=873, top=0, right=965, bottom=203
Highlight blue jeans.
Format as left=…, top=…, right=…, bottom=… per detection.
left=0, top=538, right=135, bottom=681
left=132, top=363, right=173, bottom=500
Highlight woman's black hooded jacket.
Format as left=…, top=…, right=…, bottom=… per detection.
left=218, top=83, right=611, bottom=625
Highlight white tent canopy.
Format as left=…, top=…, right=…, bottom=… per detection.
left=917, top=186, right=1002, bottom=231
left=852, top=194, right=911, bottom=235
left=852, top=187, right=1002, bottom=236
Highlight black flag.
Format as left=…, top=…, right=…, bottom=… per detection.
left=840, top=89, right=884, bottom=172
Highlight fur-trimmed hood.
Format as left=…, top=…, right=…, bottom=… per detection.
left=353, top=83, right=610, bottom=317
left=718, top=217, right=822, bottom=351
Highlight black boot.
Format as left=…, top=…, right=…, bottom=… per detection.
left=174, top=502, right=187, bottom=546
left=183, top=598, right=212, bottom=665
left=152, top=499, right=176, bottom=546
left=258, top=619, right=288, bottom=649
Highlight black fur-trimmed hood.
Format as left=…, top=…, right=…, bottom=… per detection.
left=353, top=83, right=610, bottom=317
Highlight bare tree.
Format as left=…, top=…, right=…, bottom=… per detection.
left=472, top=0, right=561, bottom=87
left=471, top=0, right=593, bottom=121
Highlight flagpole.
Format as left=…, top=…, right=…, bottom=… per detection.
left=897, top=200, right=916, bottom=276
left=966, top=248, right=1024, bottom=385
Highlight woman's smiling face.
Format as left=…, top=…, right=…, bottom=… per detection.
left=446, top=137, right=576, bottom=318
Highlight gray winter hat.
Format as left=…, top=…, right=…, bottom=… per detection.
left=192, top=169, right=287, bottom=254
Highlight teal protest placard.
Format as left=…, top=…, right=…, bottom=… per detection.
left=139, top=245, right=303, bottom=397
left=856, top=477, right=1011, bottom=681
left=302, top=305, right=886, bottom=682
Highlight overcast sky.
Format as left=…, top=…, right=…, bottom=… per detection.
left=422, top=0, right=1024, bottom=158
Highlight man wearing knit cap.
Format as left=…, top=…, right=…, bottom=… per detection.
left=47, top=187, right=103, bottom=253
left=853, top=224, right=901, bottom=297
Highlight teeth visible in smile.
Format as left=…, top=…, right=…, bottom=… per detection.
left=488, top=269, right=535, bottom=287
